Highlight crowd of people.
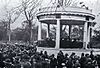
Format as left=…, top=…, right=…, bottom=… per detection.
left=0, top=43, right=100, bottom=68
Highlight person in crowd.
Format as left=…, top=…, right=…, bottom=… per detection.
left=85, top=53, right=90, bottom=62
left=43, top=51, right=49, bottom=59
left=70, top=52, right=76, bottom=60
left=42, top=51, right=50, bottom=68
left=39, top=51, right=43, bottom=56
left=79, top=53, right=86, bottom=68
left=66, top=57, right=73, bottom=68
left=4, top=58, right=14, bottom=68
left=57, top=50, right=64, bottom=68
left=50, top=54, right=57, bottom=68
left=0, top=51, right=5, bottom=68
left=64, top=53, right=69, bottom=63
left=85, top=58, right=95, bottom=68
left=90, top=50, right=95, bottom=60
left=13, top=57, right=21, bottom=68
left=96, top=54, right=100, bottom=68
left=30, top=57, right=36, bottom=68
left=73, top=60, right=80, bottom=68
left=35, top=54, right=42, bottom=68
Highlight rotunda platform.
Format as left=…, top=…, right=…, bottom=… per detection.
left=37, top=47, right=100, bottom=57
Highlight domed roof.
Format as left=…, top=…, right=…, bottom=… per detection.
left=37, top=6, right=95, bottom=19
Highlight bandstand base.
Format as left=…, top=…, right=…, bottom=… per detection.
left=37, top=47, right=100, bottom=57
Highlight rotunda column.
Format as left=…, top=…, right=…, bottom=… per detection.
left=90, top=27, right=92, bottom=41
left=60, top=24, right=62, bottom=38
left=87, top=22, right=91, bottom=44
left=55, top=19, right=60, bottom=49
left=83, top=21, right=88, bottom=49
left=38, top=22, right=42, bottom=40
left=46, top=24, right=50, bottom=38
left=69, top=25, right=72, bottom=39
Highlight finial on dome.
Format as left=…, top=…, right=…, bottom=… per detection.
left=57, top=0, right=64, bottom=7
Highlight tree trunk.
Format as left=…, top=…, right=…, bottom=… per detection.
left=8, top=22, right=11, bottom=42
left=29, top=20, right=33, bottom=44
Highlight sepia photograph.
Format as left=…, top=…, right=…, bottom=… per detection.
left=0, top=0, right=100, bottom=68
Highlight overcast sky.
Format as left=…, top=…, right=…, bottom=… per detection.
left=0, top=0, right=100, bottom=29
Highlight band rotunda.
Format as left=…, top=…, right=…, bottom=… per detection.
left=37, top=0, right=95, bottom=49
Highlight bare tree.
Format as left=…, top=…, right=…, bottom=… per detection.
left=0, top=20, right=8, bottom=41
left=5, top=10, right=22, bottom=42
left=0, top=0, right=22, bottom=42
left=17, top=0, right=42, bottom=44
